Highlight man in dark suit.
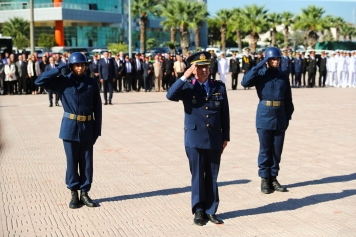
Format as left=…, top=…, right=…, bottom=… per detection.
left=293, top=52, right=303, bottom=88
left=133, top=53, right=143, bottom=92
left=301, top=52, right=308, bottom=87
left=279, top=49, right=291, bottom=80
left=162, top=53, right=174, bottom=90
left=143, top=56, right=153, bottom=92
left=15, top=54, right=28, bottom=94
left=45, top=57, right=60, bottom=107
left=318, top=51, right=327, bottom=87
left=114, top=53, right=124, bottom=92
left=166, top=52, right=230, bottom=226
left=89, top=54, right=100, bottom=89
left=209, top=52, right=218, bottom=80
left=241, top=48, right=253, bottom=90
left=59, top=52, right=71, bottom=76
left=229, top=52, right=240, bottom=90
left=307, top=51, right=317, bottom=88
left=98, top=51, right=116, bottom=105
left=123, top=55, right=134, bottom=92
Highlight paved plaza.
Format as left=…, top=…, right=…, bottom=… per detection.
left=0, top=75, right=356, bottom=237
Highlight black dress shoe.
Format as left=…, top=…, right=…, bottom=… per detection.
left=109, top=101, right=113, bottom=105
left=69, top=191, right=81, bottom=209
left=271, top=177, right=287, bottom=192
left=261, top=178, right=273, bottom=194
left=55, top=103, right=61, bottom=107
left=193, top=211, right=207, bottom=226
left=207, top=214, right=224, bottom=224
left=104, top=102, right=108, bottom=105
left=80, top=192, right=98, bottom=207
left=49, top=104, right=53, bottom=107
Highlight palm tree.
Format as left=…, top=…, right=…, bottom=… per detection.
left=241, top=4, right=269, bottom=52
left=281, top=11, right=294, bottom=47
left=159, top=1, right=180, bottom=43
left=293, top=5, right=326, bottom=49
left=216, top=9, right=232, bottom=53
left=340, top=23, right=355, bottom=41
left=267, top=12, right=282, bottom=47
left=190, top=1, right=209, bottom=49
left=322, top=15, right=334, bottom=42
left=1, top=17, right=30, bottom=39
left=229, top=8, right=245, bottom=53
left=332, top=17, right=345, bottom=42
left=132, top=0, right=160, bottom=54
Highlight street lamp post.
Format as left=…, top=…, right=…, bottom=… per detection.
left=128, top=0, right=132, bottom=57
left=30, top=0, right=35, bottom=54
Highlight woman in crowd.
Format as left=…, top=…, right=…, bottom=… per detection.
left=4, top=58, right=17, bottom=95
left=27, top=54, right=41, bottom=95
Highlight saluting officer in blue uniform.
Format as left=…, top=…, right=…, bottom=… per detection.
left=280, top=49, right=291, bottom=81
left=241, top=47, right=294, bottom=194
left=166, top=52, right=230, bottom=226
left=293, top=52, right=303, bottom=88
left=35, top=53, right=102, bottom=208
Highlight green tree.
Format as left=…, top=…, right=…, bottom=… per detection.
left=132, top=0, right=160, bottom=54
left=241, top=4, right=269, bottom=52
left=293, top=5, right=326, bottom=49
left=146, top=38, right=156, bottom=53
left=207, top=18, right=221, bottom=46
left=332, top=17, right=345, bottom=42
left=322, top=15, right=335, bottom=42
left=13, top=34, right=30, bottom=49
left=190, top=1, right=209, bottom=48
left=281, top=11, right=294, bottom=47
left=216, top=9, right=232, bottom=53
left=159, top=0, right=180, bottom=43
left=108, top=42, right=129, bottom=55
left=1, top=17, right=30, bottom=39
left=37, top=33, right=56, bottom=49
left=230, top=7, right=246, bottom=53
left=340, top=23, right=356, bottom=41
left=267, top=12, right=282, bottom=47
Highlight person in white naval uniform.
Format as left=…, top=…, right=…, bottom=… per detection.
left=337, top=51, right=347, bottom=88
left=348, top=51, right=356, bottom=87
left=217, top=52, right=229, bottom=84
left=327, top=52, right=337, bottom=87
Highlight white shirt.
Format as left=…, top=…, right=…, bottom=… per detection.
left=218, top=58, right=229, bottom=74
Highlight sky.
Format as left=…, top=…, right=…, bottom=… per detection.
left=207, top=0, right=356, bottom=24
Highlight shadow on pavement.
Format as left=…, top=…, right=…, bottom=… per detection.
left=285, top=173, right=356, bottom=188
left=220, top=189, right=356, bottom=220
left=96, top=179, right=250, bottom=204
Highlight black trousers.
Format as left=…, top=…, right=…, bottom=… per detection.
left=103, top=80, right=113, bottom=102
left=302, top=71, right=307, bottom=86
left=210, top=72, right=216, bottom=80
left=125, top=73, right=132, bottom=91
left=18, top=75, right=28, bottom=94
left=308, top=71, right=316, bottom=87
left=231, top=72, right=238, bottom=90
left=295, top=72, right=302, bottom=87
left=48, top=90, right=59, bottom=105
left=134, top=71, right=143, bottom=91
left=6, top=80, right=15, bottom=95
left=143, top=75, right=151, bottom=91
left=117, top=75, right=123, bottom=92
left=319, top=70, right=327, bottom=87
left=163, top=72, right=172, bottom=89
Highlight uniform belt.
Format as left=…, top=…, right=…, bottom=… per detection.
left=262, top=100, right=283, bottom=107
left=64, top=112, right=92, bottom=122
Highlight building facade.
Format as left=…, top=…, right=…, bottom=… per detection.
left=0, top=0, right=208, bottom=50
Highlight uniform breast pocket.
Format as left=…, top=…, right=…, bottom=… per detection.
left=63, top=87, right=76, bottom=94
left=184, top=123, right=196, bottom=130
left=85, top=86, right=94, bottom=100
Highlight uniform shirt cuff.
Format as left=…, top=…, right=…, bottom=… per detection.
left=180, top=76, right=187, bottom=82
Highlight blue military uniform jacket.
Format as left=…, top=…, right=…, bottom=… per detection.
left=35, top=68, right=102, bottom=142
left=166, top=78, right=230, bottom=150
left=293, top=58, right=302, bottom=74
left=280, top=56, right=291, bottom=74
left=241, top=66, right=294, bottom=130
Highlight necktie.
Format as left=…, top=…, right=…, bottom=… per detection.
left=201, top=84, right=207, bottom=96
left=180, top=62, right=182, bottom=72
left=127, top=63, right=131, bottom=73
left=52, top=64, right=54, bottom=68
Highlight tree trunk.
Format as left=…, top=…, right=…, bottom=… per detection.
left=303, top=31, right=307, bottom=48
left=180, top=24, right=189, bottom=56
left=195, top=27, right=200, bottom=48
left=170, top=27, right=176, bottom=43
left=249, top=32, right=259, bottom=53
left=284, top=26, right=289, bottom=47
left=319, top=30, right=324, bottom=42
left=220, top=23, right=227, bottom=53
left=139, top=16, right=148, bottom=54
left=271, top=27, right=276, bottom=47
left=327, top=30, right=332, bottom=42
left=236, top=30, right=242, bottom=53
left=336, top=27, right=340, bottom=41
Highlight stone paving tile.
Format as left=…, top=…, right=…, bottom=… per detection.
left=1, top=74, right=356, bottom=236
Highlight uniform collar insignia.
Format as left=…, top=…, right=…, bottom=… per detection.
left=192, top=79, right=196, bottom=85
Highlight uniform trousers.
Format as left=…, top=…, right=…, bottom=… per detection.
left=219, top=73, right=227, bottom=84
left=210, top=72, right=216, bottom=80
left=125, top=73, right=133, bottom=91
left=134, top=71, right=143, bottom=91
left=185, top=147, right=221, bottom=215
left=294, top=72, right=301, bottom=87
left=48, top=90, right=59, bottom=105
left=163, top=72, right=173, bottom=89
left=103, top=79, right=113, bottom=102
left=302, top=71, right=307, bottom=86
left=349, top=72, right=356, bottom=87
left=231, top=72, right=238, bottom=90
left=327, top=71, right=336, bottom=86
left=319, top=70, right=327, bottom=87
left=257, top=128, right=285, bottom=178
left=63, top=140, right=93, bottom=192
left=308, top=71, right=316, bottom=87
left=337, top=71, right=344, bottom=88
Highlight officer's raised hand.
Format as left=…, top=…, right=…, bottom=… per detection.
left=183, top=63, right=197, bottom=79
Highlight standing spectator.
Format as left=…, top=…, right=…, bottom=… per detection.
left=241, top=48, right=253, bottom=89
left=229, top=52, right=240, bottom=90
left=27, top=54, right=41, bottom=95
left=133, top=53, right=143, bottom=92
left=173, top=54, right=186, bottom=79
left=35, top=52, right=102, bottom=209
left=348, top=51, right=356, bottom=87
left=293, top=52, right=302, bottom=88
left=241, top=47, right=294, bottom=194
left=59, top=52, right=71, bottom=76
left=318, top=51, right=328, bottom=87
left=301, top=52, right=308, bottom=87
left=288, top=51, right=295, bottom=85
left=280, top=50, right=291, bottom=82
left=209, top=51, right=218, bottom=80
left=143, top=56, right=153, bottom=92
left=89, top=54, right=100, bottom=89
left=2, top=52, right=9, bottom=64
left=117, top=52, right=125, bottom=92
left=39, top=56, right=49, bottom=94
left=153, top=55, right=163, bottom=92
left=0, top=54, right=5, bottom=95
left=15, top=55, right=28, bottom=94
left=98, top=51, right=116, bottom=104
left=45, top=57, right=60, bottom=107
left=327, top=52, right=337, bottom=87
left=54, top=53, right=61, bottom=65
left=123, top=55, right=134, bottom=92
left=113, top=54, right=124, bottom=92
left=217, top=52, right=229, bottom=84
left=4, top=58, right=17, bottom=95
left=307, top=51, right=317, bottom=88
left=162, top=53, right=174, bottom=90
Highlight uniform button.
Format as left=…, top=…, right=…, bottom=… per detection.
left=206, top=115, right=209, bottom=118
left=206, top=124, right=210, bottom=127
left=206, top=106, right=209, bottom=110
left=206, top=98, right=208, bottom=101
